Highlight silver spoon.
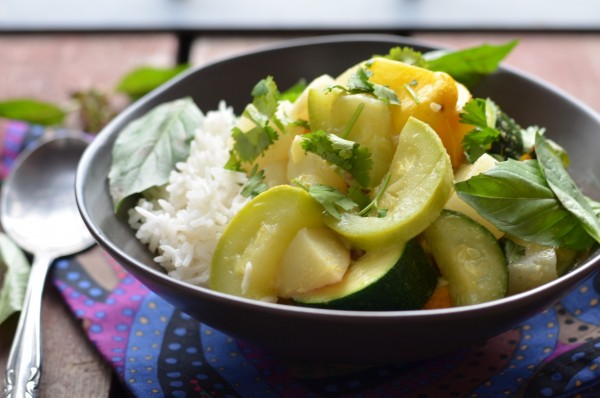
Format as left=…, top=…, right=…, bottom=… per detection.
left=1, top=131, right=95, bottom=398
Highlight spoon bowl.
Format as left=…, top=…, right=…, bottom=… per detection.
left=1, top=131, right=95, bottom=398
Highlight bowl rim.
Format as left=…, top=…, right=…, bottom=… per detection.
left=76, top=32, right=600, bottom=320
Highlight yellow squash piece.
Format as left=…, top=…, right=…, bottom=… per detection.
left=367, top=57, right=470, bottom=167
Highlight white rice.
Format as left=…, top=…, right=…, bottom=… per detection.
left=127, top=101, right=250, bottom=287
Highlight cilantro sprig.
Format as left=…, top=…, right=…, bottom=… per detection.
left=240, top=165, right=268, bottom=198
left=357, top=173, right=391, bottom=218
left=294, top=177, right=391, bottom=221
left=226, top=76, right=285, bottom=171
left=300, top=130, right=373, bottom=187
left=328, top=67, right=400, bottom=105
left=460, top=98, right=526, bottom=163
left=294, top=181, right=358, bottom=220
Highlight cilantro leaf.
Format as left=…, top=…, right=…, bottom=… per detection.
left=347, top=184, right=372, bottom=209
left=240, top=165, right=268, bottom=198
left=330, top=67, right=400, bottom=105
left=230, top=124, right=278, bottom=164
left=460, top=98, right=524, bottom=163
left=425, top=40, right=518, bottom=87
left=297, top=182, right=358, bottom=220
left=226, top=76, right=285, bottom=169
left=251, top=76, right=279, bottom=118
left=381, top=46, right=428, bottom=67
left=300, top=130, right=373, bottom=187
left=278, top=79, right=307, bottom=103
left=462, top=126, right=501, bottom=162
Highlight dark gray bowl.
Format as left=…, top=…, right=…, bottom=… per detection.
left=75, top=34, right=600, bottom=365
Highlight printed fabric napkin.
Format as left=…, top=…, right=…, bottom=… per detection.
left=2, top=119, right=600, bottom=398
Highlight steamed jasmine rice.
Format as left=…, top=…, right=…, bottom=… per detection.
left=128, top=102, right=250, bottom=287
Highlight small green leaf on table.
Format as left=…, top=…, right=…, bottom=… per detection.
left=116, top=65, right=190, bottom=100
left=0, top=233, right=31, bottom=325
left=0, top=99, right=67, bottom=126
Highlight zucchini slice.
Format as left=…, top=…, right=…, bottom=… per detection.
left=423, top=210, right=508, bottom=306
left=293, top=239, right=438, bottom=311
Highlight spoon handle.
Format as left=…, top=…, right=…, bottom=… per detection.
left=3, top=253, right=54, bottom=398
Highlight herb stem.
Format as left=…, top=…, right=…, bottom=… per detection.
left=342, top=103, right=365, bottom=138
left=359, top=172, right=391, bottom=217
left=403, top=81, right=420, bottom=104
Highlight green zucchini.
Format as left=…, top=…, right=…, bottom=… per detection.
left=293, top=239, right=438, bottom=311
left=423, top=210, right=508, bottom=306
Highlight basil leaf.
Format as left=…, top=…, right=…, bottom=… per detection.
left=455, top=159, right=594, bottom=250
left=116, top=65, right=190, bottom=100
left=108, top=97, right=202, bottom=211
left=535, top=133, right=600, bottom=244
left=0, top=233, right=31, bottom=325
left=0, top=99, right=66, bottom=126
left=425, top=40, right=518, bottom=88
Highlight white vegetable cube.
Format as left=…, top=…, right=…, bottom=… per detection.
left=276, top=227, right=350, bottom=298
left=445, top=153, right=503, bottom=238
left=507, top=240, right=558, bottom=295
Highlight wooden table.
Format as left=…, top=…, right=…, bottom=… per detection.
left=1, top=31, right=600, bottom=397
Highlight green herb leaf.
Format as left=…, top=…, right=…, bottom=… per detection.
left=0, top=99, right=67, bottom=126
left=278, top=79, right=307, bottom=103
left=230, top=124, right=278, bottom=165
left=251, top=76, right=279, bottom=119
left=460, top=98, right=524, bottom=163
left=226, top=76, right=284, bottom=168
left=455, top=159, right=594, bottom=250
left=300, top=130, right=373, bottom=187
left=347, top=184, right=372, bottom=209
left=358, top=173, right=391, bottom=217
left=116, top=65, right=190, bottom=100
left=240, top=165, right=268, bottom=198
left=462, top=126, right=501, bottom=162
left=108, top=97, right=202, bottom=211
left=381, top=46, right=428, bottom=67
left=296, top=182, right=358, bottom=220
left=0, top=233, right=31, bottom=325
left=588, top=197, right=600, bottom=218
left=330, top=68, right=400, bottom=105
left=425, top=40, right=518, bottom=87
left=535, top=133, right=600, bottom=245
left=71, top=89, right=115, bottom=133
